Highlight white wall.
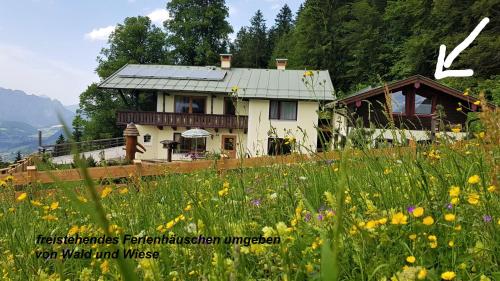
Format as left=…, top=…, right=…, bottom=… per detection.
left=246, top=99, right=319, bottom=156
left=155, top=91, right=248, bottom=115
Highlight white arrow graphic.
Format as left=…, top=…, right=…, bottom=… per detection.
left=434, top=17, right=490, bottom=80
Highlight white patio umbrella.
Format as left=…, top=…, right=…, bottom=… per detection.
left=181, top=128, right=211, bottom=157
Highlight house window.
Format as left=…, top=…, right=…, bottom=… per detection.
left=391, top=91, right=406, bottom=114
left=269, top=100, right=297, bottom=120
left=174, top=96, right=206, bottom=114
left=224, top=98, right=236, bottom=115
left=173, top=133, right=206, bottom=153
left=414, top=94, right=432, bottom=115
left=267, top=138, right=292, bottom=155
left=143, top=134, right=152, bottom=144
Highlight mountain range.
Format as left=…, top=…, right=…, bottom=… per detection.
left=0, top=87, right=76, bottom=161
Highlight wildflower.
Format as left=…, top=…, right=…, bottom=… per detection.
left=456, top=107, right=462, bottom=111
left=450, top=197, right=459, bottom=205
left=406, top=256, right=416, bottom=264
left=100, top=260, right=109, bottom=274
left=412, top=207, right=424, bottom=217
left=377, top=217, right=387, bottom=225
left=262, top=226, right=275, bottom=238
left=31, top=200, right=42, bottom=207
left=184, top=204, right=192, bottom=211
left=473, top=100, right=480, bottom=105
left=407, top=206, right=415, bottom=213
left=42, top=214, right=58, bottom=221
left=218, top=186, right=229, bottom=197
left=417, top=268, right=427, bottom=280
left=166, top=220, right=175, bottom=229
left=384, top=168, right=392, bottom=175
left=409, top=234, right=417, bottom=240
left=119, top=188, right=128, bottom=194
left=463, top=89, right=470, bottom=96
left=240, top=246, right=249, bottom=254
left=305, top=263, right=314, bottom=273
left=454, top=224, right=462, bottom=231
left=391, top=212, right=408, bottom=225
left=467, top=175, right=480, bottom=184
left=231, top=86, right=239, bottom=92
left=50, top=202, right=59, bottom=210
left=422, top=216, right=434, bottom=226
left=451, top=127, right=461, bottom=133
left=0, top=180, right=7, bottom=188
left=480, top=275, right=492, bottom=281
left=487, top=185, right=496, bottom=193
left=303, top=70, right=314, bottom=77
left=467, top=193, right=480, bottom=205
left=448, top=240, right=454, bottom=247
left=444, top=213, right=456, bottom=222
left=446, top=203, right=453, bottom=209
left=441, top=271, right=456, bottom=280
left=68, top=225, right=79, bottom=236
left=101, top=186, right=112, bottom=198
left=483, top=215, right=492, bottom=223
left=449, top=186, right=460, bottom=197
left=365, top=220, right=378, bottom=230
left=16, top=192, right=27, bottom=202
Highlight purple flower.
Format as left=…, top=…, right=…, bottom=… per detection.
left=446, top=203, right=453, bottom=210
left=407, top=205, right=416, bottom=213
left=483, top=215, right=492, bottom=223
left=250, top=199, right=261, bottom=207
left=317, top=214, right=324, bottom=221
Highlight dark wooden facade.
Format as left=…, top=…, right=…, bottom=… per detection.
left=337, top=76, right=486, bottom=132
left=117, top=111, right=248, bottom=129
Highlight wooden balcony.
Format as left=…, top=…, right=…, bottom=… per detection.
left=117, top=111, right=248, bottom=129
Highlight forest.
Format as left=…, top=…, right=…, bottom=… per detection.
left=76, top=0, right=499, bottom=140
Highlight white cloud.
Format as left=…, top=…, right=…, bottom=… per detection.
left=0, top=44, right=98, bottom=105
left=147, top=9, right=170, bottom=26
left=84, top=25, right=115, bottom=41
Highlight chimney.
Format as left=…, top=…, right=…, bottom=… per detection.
left=276, top=58, right=288, bottom=70
left=220, top=54, right=232, bottom=69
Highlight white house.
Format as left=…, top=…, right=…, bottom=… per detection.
left=99, top=55, right=335, bottom=160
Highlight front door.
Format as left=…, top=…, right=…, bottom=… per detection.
left=221, top=135, right=237, bottom=158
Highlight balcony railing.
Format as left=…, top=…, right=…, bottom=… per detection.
left=117, top=111, right=248, bottom=129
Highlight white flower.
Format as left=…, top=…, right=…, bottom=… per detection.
left=299, top=176, right=307, bottom=181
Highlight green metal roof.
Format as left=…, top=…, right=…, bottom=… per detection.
left=98, top=64, right=335, bottom=101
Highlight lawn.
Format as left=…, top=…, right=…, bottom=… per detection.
left=0, top=139, right=498, bottom=280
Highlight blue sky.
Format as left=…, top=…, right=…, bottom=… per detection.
left=0, top=0, right=302, bottom=105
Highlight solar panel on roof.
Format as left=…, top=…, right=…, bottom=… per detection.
left=117, top=66, right=227, bottom=81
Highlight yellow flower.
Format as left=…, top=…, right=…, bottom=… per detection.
left=0, top=180, right=7, bottom=188
left=262, top=226, right=275, bottom=238
left=223, top=181, right=230, bottom=189
left=422, top=216, right=434, bottom=226
left=417, top=268, right=427, bottom=280
left=305, top=263, right=314, bottom=273
left=409, top=234, right=417, bottom=240
left=384, top=168, right=392, bottom=175
left=451, top=127, right=461, bottom=133
left=406, top=256, right=416, bottom=263
left=412, top=207, right=424, bottom=217
left=454, top=224, right=462, bottom=231
left=101, top=186, right=113, bottom=198
left=231, top=86, right=239, bottom=92
left=218, top=187, right=229, bottom=197
left=50, top=202, right=59, bottom=210
left=391, top=212, right=408, bottom=225
left=473, top=100, right=480, bottom=105
left=487, top=185, right=496, bottom=193
left=480, top=275, right=491, bottom=281
left=456, top=107, right=462, bottom=111
left=449, top=186, right=460, bottom=197
left=16, top=192, right=27, bottom=202
left=365, top=220, right=378, bottom=230
left=429, top=241, right=438, bottom=248
left=119, top=188, right=128, bottom=194
left=468, top=193, right=480, bottom=205
left=448, top=240, right=455, bottom=247
left=303, top=70, right=314, bottom=77
left=467, top=175, right=480, bottom=184
left=377, top=218, right=387, bottom=225
left=450, top=197, right=459, bottom=205
left=441, top=271, right=456, bottom=280
left=42, top=214, right=58, bottom=221
left=184, top=204, right=192, bottom=211
left=31, top=200, right=43, bottom=207
left=68, top=225, right=79, bottom=236
left=444, top=213, right=456, bottom=222
left=100, top=260, right=109, bottom=274
left=166, top=220, right=175, bottom=229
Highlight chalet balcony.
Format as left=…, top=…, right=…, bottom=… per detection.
left=116, top=111, right=248, bottom=129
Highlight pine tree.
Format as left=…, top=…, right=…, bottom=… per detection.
left=268, top=4, right=294, bottom=67
left=166, top=0, right=233, bottom=65
left=233, top=10, right=270, bottom=68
